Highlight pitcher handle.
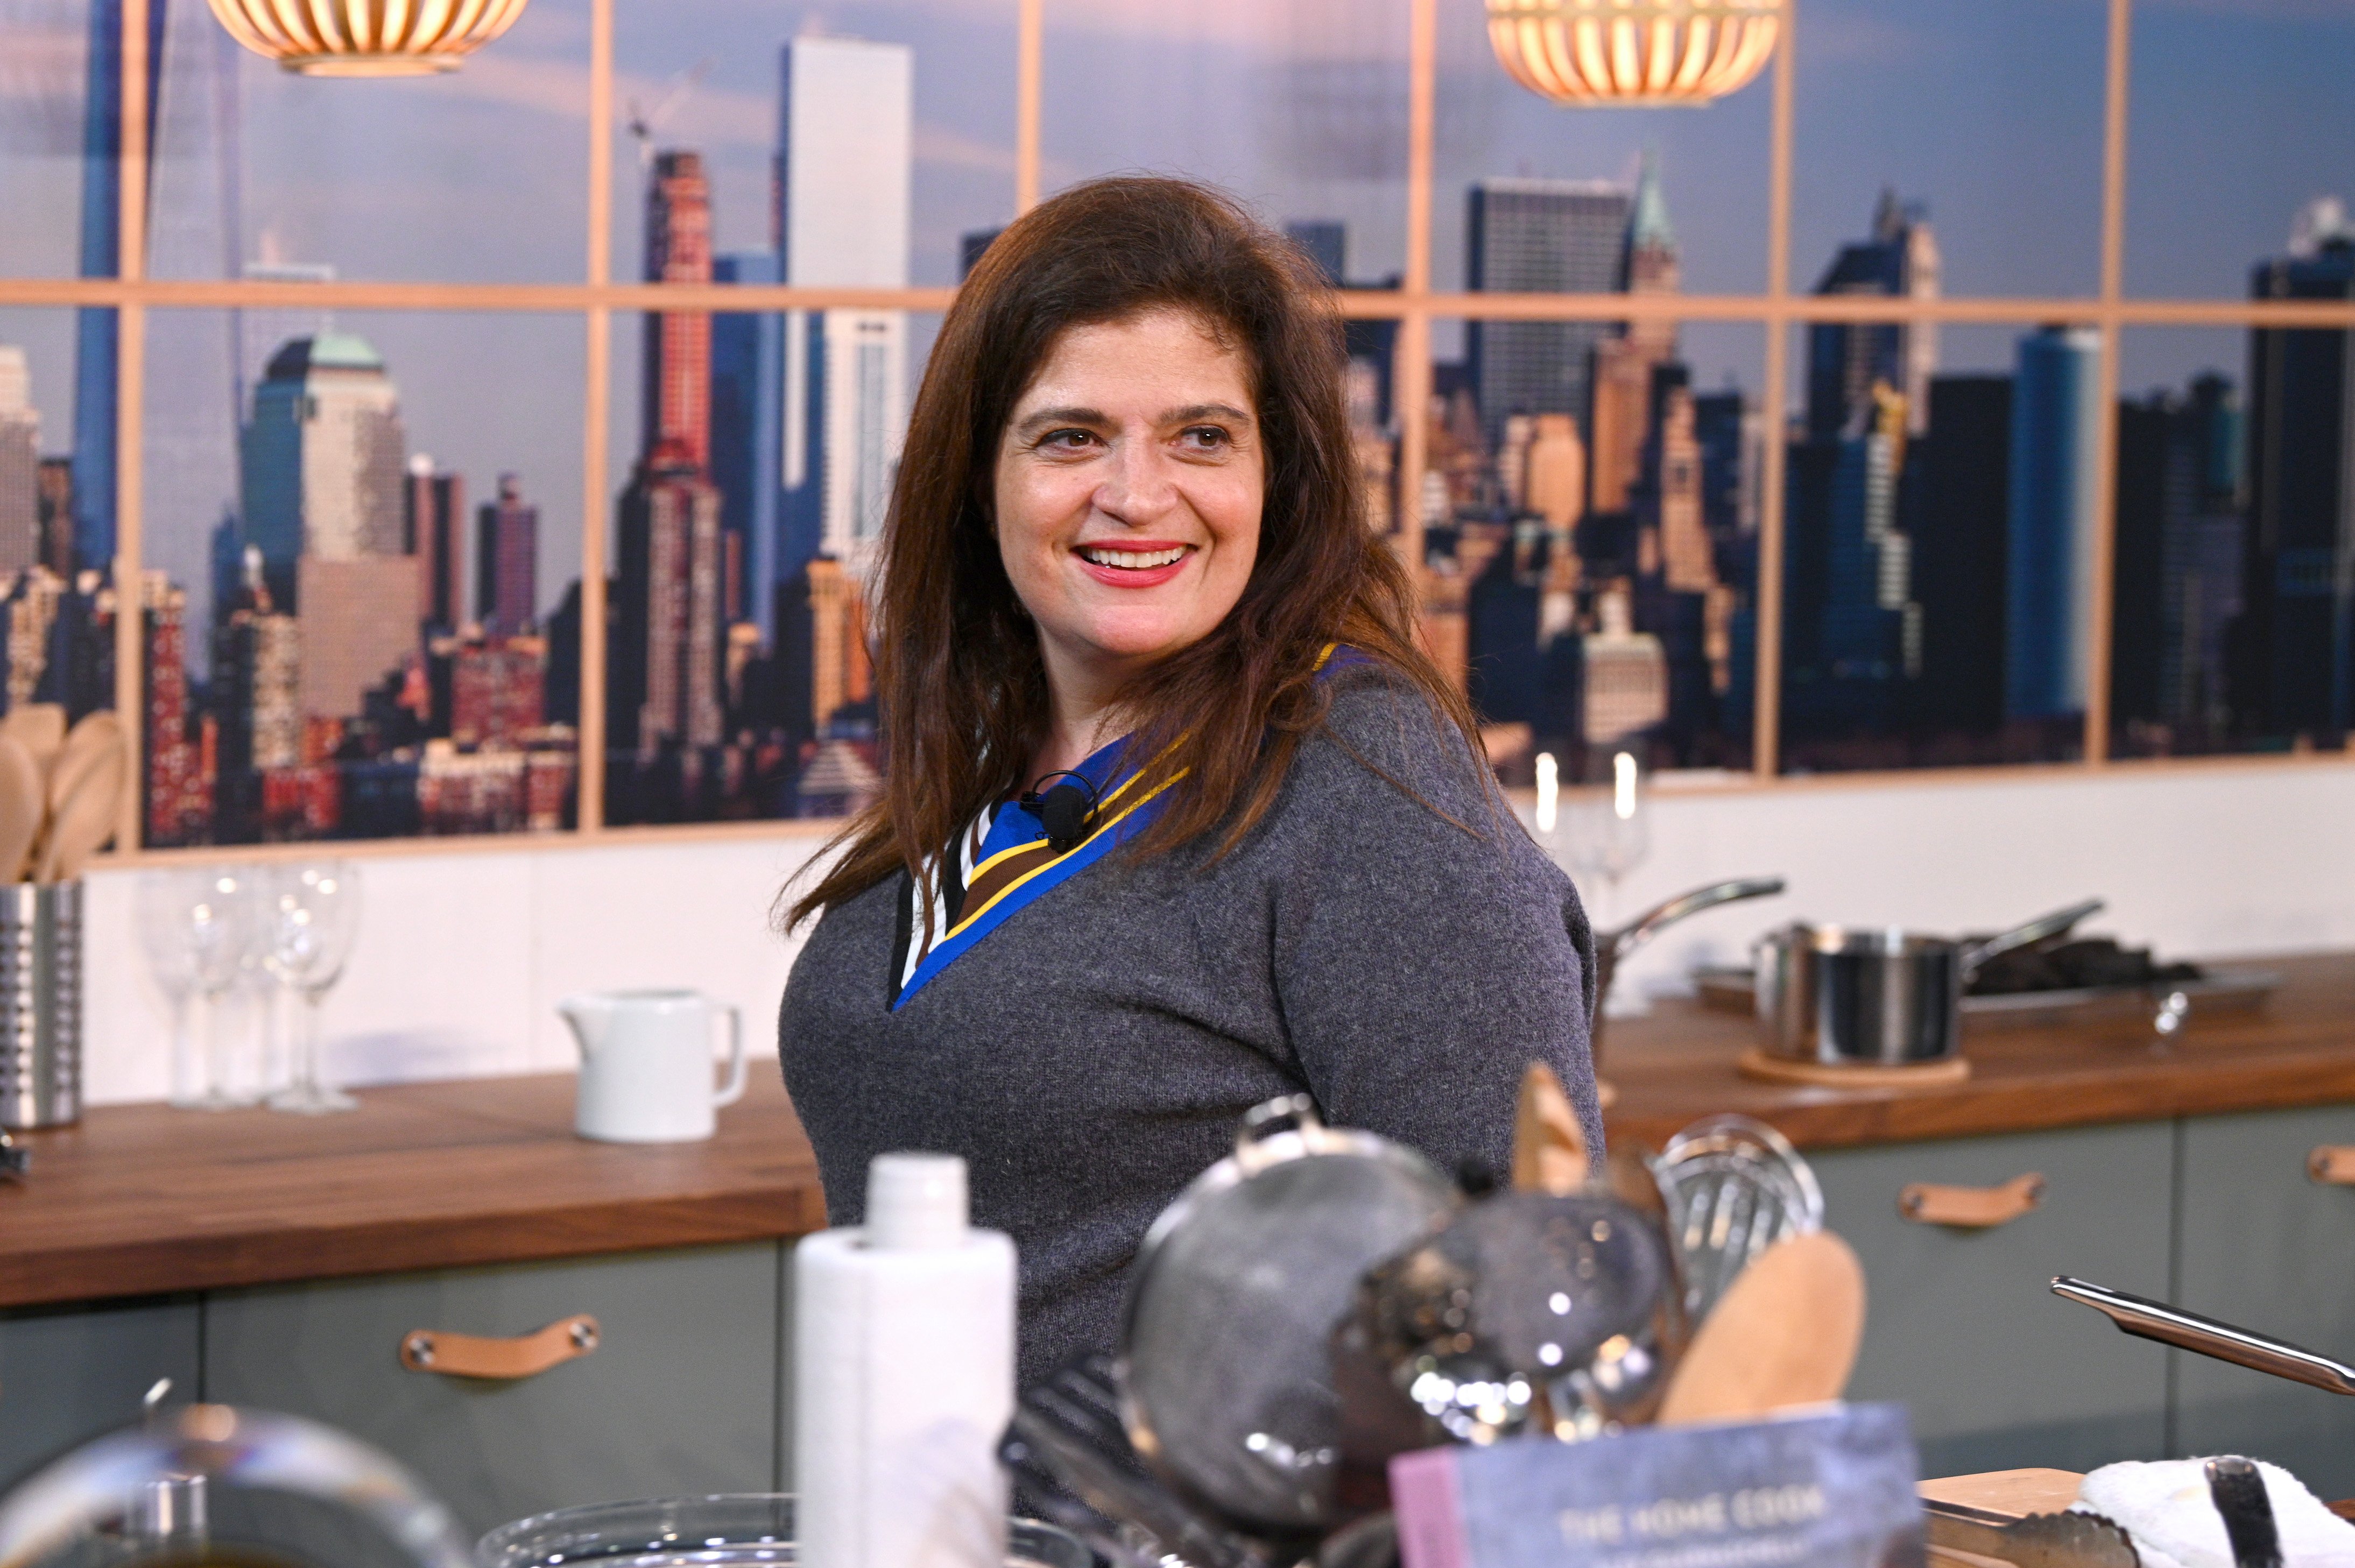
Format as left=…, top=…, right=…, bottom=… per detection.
left=713, top=1005, right=748, bottom=1108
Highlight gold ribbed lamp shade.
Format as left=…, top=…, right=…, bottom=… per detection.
left=204, top=0, right=532, bottom=76
left=1485, top=0, right=1783, bottom=108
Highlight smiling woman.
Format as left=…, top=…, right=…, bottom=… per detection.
left=775, top=176, right=1603, bottom=1390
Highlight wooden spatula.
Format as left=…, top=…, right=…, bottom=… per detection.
left=0, top=737, right=43, bottom=883
left=1512, top=1061, right=1590, bottom=1195
left=1656, top=1230, right=1867, bottom=1425
left=36, top=737, right=123, bottom=882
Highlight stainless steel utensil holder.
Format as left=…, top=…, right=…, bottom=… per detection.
left=0, top=881, right=81, bottom=1128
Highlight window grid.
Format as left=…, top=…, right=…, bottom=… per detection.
left=4, top=0, right=2349, bottom=866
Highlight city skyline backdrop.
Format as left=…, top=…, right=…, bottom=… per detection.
left=0, top=0, right=2344, bottom=841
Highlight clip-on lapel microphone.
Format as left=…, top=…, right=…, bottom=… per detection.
left=1019, top=771, right=1103, bottom=856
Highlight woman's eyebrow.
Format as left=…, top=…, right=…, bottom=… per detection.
left=1012, top=405, right=1107, bottom=436
left=1163, top=401, right=1253, bottom=426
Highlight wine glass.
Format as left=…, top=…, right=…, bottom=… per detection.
left=137, top=870, right=256, bottom=1110
left=258, top=862, right=363, bottom=1115
left=1559, top=748, right=1651, bottom=928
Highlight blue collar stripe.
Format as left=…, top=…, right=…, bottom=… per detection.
left=890, top=771, right=1180, bottom=1011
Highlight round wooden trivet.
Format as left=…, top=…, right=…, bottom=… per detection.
left=1736, top=1047, right=1971, bottom=1089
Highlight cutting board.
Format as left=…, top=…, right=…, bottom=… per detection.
left=1918, top=1470, right=2086, bottom=1567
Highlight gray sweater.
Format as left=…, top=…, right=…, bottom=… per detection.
left=777, top=666, right=1602, bottom=1390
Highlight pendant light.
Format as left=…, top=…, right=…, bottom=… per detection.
left=205, top=0, right=533, bottom=77
left=1486, top=0, right=1784, bottom=108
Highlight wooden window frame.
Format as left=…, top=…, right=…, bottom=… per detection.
left=11, top=0, right=2350, bottom=867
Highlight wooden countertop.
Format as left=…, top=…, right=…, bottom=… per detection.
left=0, top=1072, right=824, bottom=1310
left=1604, top=950, right=2355, bottom=1150
left=4, top=952, right=2350, bottom=1311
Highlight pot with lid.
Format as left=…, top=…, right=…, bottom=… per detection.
left=1754, top=899, right=2105, bottom=1066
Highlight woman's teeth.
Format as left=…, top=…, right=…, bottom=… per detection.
left=1080, top=546, right=1187, bottom=569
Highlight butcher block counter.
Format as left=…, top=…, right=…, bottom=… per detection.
left=1, top=952, right=2352, bottom=1528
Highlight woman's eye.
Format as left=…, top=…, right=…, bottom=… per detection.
left=1180, top=426, right=1232, bottom=451
left=1039, top=428, right=1096, bottom=451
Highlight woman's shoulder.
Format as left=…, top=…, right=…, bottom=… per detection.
left=1295, top=653, right=1498, bottom=826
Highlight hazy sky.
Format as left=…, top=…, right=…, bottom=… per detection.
left=0, top=0, right=2346, bottom=635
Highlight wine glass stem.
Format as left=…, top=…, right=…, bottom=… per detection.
left=293, top=986, right=319, bottom=1096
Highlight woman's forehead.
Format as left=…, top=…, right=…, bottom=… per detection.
left=1013, top=307, right=1257, bottom=412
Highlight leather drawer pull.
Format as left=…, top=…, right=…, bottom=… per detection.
left=1899, top=1174, right=2046, bottom=1228
left=399, top=1315, right=600, bottom=1380
left=2310, top=1147, right=2355, bottom=1185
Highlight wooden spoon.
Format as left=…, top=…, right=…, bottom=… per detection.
left=34, top=712, right=123, bottom=878
left=1512, top=1061, right=1590, bottom=1195
left=1655, top=1230, right=1867, bottom=1426
left=52, top=710, right=122, bottom=795
left=36, top=737, right=124, bottom=882
left=0, top=703, right=66, bottom=779
left=0, top=737, right=43, bottom=883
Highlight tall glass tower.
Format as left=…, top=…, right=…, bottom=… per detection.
left=2006, top=325, right=2102, bottom=721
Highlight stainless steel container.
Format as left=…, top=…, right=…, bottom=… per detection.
left=1753, top=899, right=2104, bottom=1066
left=0, top=880, right=80, bottom=1129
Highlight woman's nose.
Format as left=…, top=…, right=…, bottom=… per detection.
left=1092, top=439, right=1179, bottom=523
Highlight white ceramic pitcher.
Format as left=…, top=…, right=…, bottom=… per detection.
left=559, top=989, right=748, bottom=1143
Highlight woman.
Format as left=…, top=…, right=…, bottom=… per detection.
left=779, top=176, right=1599, bottom=1388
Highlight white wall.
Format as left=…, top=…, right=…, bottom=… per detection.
left=82, top=758, right=2355, bottom=1106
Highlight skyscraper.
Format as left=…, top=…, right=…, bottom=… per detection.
left=1910, top=375, right=2013, bottom=736
left=70, top=0, right=167, bottom=571
left=239, top=333, right=408, bottom=605
left=0, top=348, right=40, bottom=575
left=1807, top=189, right=1941, bottom=440
left=1588, top=154, right=1680, bottom=518
left=712, top=252, right=786, bottom=641
left=143, top=573, right=211, bottom=846
left=2240, top=201, right=2354, bottom=738
left=778, top=36, right=912, bottom=588
left=2006, top=325, right=2102, bottom=721
left=475, top=472, right=539, bottom=636
left=1465, top=178, right=1631, bottom=444
left=644, top=151, right=715, bottom=470
left=614, top=440, right=725, bottom=753
left=405, top=456, right=464, bottom=631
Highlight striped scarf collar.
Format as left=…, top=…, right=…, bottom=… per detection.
left=889, top=731, right=1180, bottom=1011
left=884, top=645, right=1366, bottom=1012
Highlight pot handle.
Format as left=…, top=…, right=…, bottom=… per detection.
left=1899, top=1173, right=2045, bottom=1228
left=1605, top=877, right=1787, bottom=962
left=1958, top=898, right=2106, bottom=975
left=1237, top=1093, right=1324, bottom=1170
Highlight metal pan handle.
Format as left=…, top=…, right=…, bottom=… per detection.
left=1236, top=1093, right=1324, bottom=1169
left=1605, top=878, right=1787, bottom=963
left=2050, top=1276, right=2355, bottom=1396
left=1960, top=899, right=2106, bottom=974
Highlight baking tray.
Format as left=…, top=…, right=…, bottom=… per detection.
left=1694, top=964, right=2281, bottom=1026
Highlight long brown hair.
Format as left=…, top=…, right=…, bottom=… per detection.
left=785, top=175, right=1480, bottom=929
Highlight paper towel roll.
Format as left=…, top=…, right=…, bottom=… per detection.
left=794, top=1164, right=1017, bottom=1568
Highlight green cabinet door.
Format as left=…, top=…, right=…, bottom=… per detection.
left=203, top=1244, right=782, bottom=1541
left=1811, top=1121, right=2174, bottom=1478
left=2174, top=1104, right=2355, bottom=1496
left=0, top=1296, right=200, bottom=1489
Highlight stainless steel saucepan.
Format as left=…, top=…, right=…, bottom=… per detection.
left=1754, top=898, right=2106, bottom=1066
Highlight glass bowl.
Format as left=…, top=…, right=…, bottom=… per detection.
left=476, top=1494, right=1088, bottom=1568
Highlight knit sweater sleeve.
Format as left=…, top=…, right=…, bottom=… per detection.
left=1265, top=668, right=1605, bottom=1178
